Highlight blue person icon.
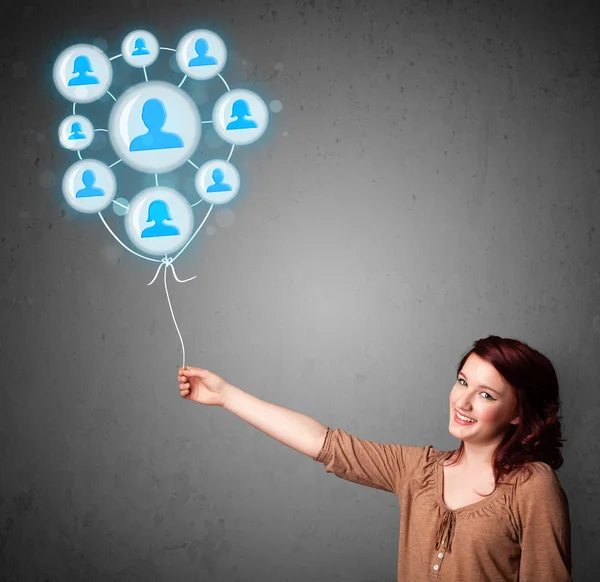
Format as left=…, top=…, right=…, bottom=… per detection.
left=226, top=99, right=258, bottom=130
left=206, top=168, right=232, bottom=192
left=68, top=122, right=86, bottom=140
left=141, top=200, right=180, bottom=238
left=75, top=169, right=105, bottom=198
left=68, top=55, right=100, bottom=86
left=129, top=98, right=184, bottom=152
left=132, top=38, right=150, bottom=56
left=188, top=38, right=218, bottom=67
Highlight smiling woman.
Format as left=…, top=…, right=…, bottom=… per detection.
left=445, top=337, right=566, bottom=493
left=177, top=335, right=571, bottom=581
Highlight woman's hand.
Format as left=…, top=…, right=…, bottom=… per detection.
left=177, top=366, right=230, bottom=407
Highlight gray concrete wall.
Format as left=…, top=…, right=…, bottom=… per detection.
left=1, top=0, right=599, bottom=580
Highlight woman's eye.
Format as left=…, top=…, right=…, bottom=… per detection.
left=457, top=378, right=495, bottom=401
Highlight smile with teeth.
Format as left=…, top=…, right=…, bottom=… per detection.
left=455, top=411, right=477, bottom=423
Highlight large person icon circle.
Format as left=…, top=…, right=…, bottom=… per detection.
left=62, top=160, right=117, bottom=213
left=108, top=81, right=201, bottom=174
left=53, top=44, right=113, bottom=103
left=176, top=30, right=227, bottom=80
left=125, top=187, right=194, bottom=256
left=212, top=89, right=269, bottom=145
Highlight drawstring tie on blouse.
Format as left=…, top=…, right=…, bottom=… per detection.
left=435, top=509, right=456, bottom=552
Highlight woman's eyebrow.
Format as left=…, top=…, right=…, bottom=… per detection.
left=458, top=372, right=502, bottom=396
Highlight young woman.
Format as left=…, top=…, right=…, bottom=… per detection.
left=177, top=335, right=572, bottom=581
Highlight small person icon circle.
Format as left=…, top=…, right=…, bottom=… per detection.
left=176, top=30, right=227, bottom=80
left=53, top=44, right=113, bottom=103
left=62, top=159, right=116, bottom=214
left=125, top=186, right=194, bottom=255
left=195, top=159, right=240, bottom=205
left=58, top=115, right=95, bottom=151
left=121, top=30, right=159, bottom=68
left=212, top=89, right=269, bottom=146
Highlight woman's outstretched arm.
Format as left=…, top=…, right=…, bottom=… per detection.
left=178, top=366, right=328, bottom=458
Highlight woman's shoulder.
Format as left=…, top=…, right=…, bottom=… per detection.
left=510, top=460, right=565, bottom=498
left=508, top=462, right=570, bottom=530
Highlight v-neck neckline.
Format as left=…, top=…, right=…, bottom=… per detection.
left=436, top=455, right=505, bottom=514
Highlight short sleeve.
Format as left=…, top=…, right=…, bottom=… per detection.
left=514, top=463, right=572, bottom=581
left=313, top=426, right=436, bottom=494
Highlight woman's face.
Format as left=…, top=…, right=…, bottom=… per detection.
left=448, top=353, right=520, bottom=445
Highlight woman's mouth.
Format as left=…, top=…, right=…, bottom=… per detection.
left=454, top=410, right=477, bottom=425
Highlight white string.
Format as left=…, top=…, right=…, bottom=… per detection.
left=226, top=143, right=235, bottom=163
left=147, top=256, right=197, bottom=367
left=217, top=73, right=230, bottom=91
left=97, top=210, right=207, bottom=368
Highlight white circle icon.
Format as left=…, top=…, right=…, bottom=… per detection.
left=58, top=115, right=95, bottom=151
left=195, top=160, right=240, bottom=205
left=212, top=89, right=269, bottom=145
left=122, top=30, right=159, bottom=68
left=125, top=187, right=194, bottom=256
left=108, top=81, right=201, bottom=174
left=53, top=44, right=113, bottom=103
left=62, top=159, right=117, bottom=214
left=176, top=30, right=227, bottom=80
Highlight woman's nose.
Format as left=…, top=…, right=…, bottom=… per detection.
left=456, top=396, right=473, bottom=409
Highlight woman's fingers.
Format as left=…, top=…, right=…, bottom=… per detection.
left=178, top=368, right=191, bottom=397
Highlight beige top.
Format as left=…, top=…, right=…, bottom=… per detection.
left=313, top=427, right=571, bottom=581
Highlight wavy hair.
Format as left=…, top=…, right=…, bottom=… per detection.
left=442, top=335, right=566, bottom=492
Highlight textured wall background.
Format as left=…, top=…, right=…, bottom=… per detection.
left=1, top=0, right=599, bottom=580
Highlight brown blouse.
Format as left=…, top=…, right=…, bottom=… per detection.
left=313, top=427, right=571, bottom=581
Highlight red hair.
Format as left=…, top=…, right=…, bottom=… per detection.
left=443, top=335, right=566, bottom=490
